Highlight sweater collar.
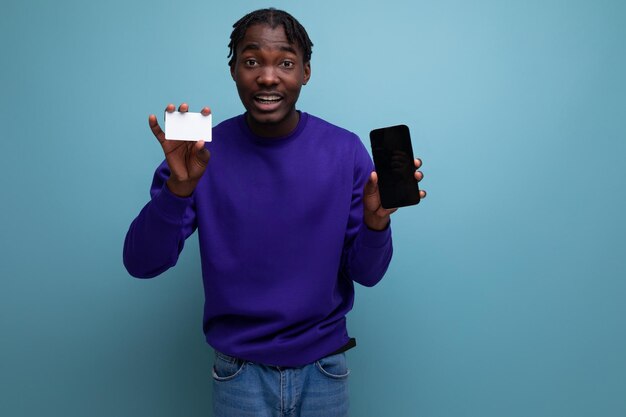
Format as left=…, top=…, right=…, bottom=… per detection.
left=237, top=111, right=309, bottom=146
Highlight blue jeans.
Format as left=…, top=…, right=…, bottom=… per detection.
left=212, top=351, right=350, bottom=417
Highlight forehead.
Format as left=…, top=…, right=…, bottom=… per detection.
left=237, top=24, right=302, bottom=57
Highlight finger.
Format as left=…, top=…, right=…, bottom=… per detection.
left=148, top=114, right=166, bottom=143
left=414, top=158, right=422, bottom=169
left=420, top=190, right=427, bottom=199
left=377, top=207, right=398, bottom=216
left=178, top=103, right=189, bottom=112
left=414, top=171, right=424, bottom=181
left=165, top=103, right=175, bottom=113
left=201, top=106, right=211, bottom=116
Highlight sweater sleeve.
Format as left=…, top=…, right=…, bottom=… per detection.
left=123, top=161, right=198, bottom=278
left=341, top=138, right=393, bottom=287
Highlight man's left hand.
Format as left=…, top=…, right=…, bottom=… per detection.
left=363, top=158, right=427, bottom=231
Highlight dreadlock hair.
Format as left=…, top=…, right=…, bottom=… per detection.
left=227, top=8, right=313, bottom=67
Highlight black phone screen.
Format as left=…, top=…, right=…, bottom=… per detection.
left=369, top=124, right=420, bottom=209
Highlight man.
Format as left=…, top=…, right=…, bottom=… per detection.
left=123, top=8, right=426, bottom=417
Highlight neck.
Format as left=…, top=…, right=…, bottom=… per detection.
left=246, top=110, right=300, bottom=138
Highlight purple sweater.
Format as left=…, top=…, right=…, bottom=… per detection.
left=123, top=112, right=393, bottom=367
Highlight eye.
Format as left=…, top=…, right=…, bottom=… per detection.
left=244, top=59, right=258, bottom=67
left=281, top=60, right=295, bottom=68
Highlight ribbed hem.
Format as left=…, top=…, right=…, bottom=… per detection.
left=357, top=222, right=392, bottom=248
left=152, top=184, right=193, bottom=222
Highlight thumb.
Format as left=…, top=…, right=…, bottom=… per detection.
left=363, top=171, right=378, bottom=196
left=194, top=140, right=211, bottom=166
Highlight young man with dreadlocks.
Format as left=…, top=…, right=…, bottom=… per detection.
left=124, top=7, right=425, bottom=417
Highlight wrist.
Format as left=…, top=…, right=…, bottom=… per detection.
left=166, top=178, right=197, bottom=198
left=364, top=213, right=390, bottom=231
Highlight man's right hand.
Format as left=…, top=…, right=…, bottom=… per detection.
left=148, top=103, right=211, bottom=197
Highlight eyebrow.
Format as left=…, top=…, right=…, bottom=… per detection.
left=240, top=43, right=298, bottom=55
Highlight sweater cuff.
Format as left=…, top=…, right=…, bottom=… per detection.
left=358, top=221, right=392, bottom=248
left=152, top=184, right=193, bottom=222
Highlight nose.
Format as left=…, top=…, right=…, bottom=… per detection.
left=256, top=66, right=279, bottom=86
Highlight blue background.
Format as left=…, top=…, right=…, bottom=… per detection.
left=2, top=1, right=625, bottom=416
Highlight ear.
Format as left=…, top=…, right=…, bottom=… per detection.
left=302, top=61, right=311, bottom=85
left=230, top=62, right=236, bottom=81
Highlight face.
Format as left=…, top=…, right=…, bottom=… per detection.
left=230, top=24, right=311, bottom=138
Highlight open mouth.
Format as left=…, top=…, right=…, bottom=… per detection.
left=254, top=94, right=283, bottom=105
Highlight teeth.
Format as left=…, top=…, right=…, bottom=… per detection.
left=256, top=95, right=281, bottom=102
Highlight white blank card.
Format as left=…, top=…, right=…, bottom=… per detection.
left=164, top=111, right=212, bottom=142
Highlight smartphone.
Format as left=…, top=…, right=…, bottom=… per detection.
left=369, top=124, right=420, bottom=209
